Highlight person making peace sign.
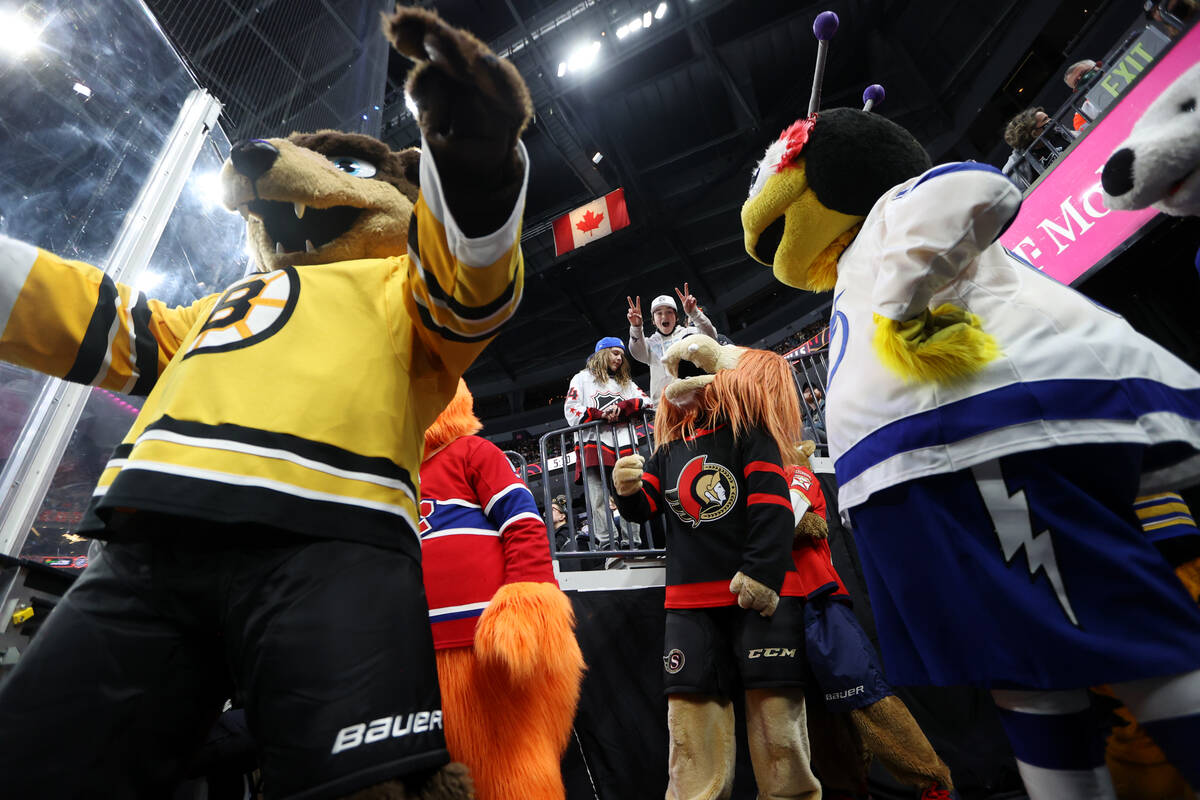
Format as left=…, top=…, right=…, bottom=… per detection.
left=627, top=284, right=719, bottom=401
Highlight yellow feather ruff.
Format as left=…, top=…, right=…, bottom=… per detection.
left=872, top=303, right=1000, bottom=384
left=805, top=224, right=861, bottom=292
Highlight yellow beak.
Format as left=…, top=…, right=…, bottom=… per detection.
left=741, top=160, right=863, bottom=291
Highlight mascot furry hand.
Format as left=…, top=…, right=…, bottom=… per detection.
left=613, top=334, right=822, bottom=800
left=740, top=12, right=1200, bottom=798
left=419, top=380, right=584, bottom=800
left=1102, top=62, right=1200, bottom=217
left=0, top=7, right=531, bottom=800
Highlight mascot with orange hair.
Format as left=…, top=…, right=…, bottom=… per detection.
left=611, top=335, right=821, bottom=799
left=419, top=379, right=585, bottom=800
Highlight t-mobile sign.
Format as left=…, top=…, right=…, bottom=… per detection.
left=1000, top=22, right=1199, bottom=286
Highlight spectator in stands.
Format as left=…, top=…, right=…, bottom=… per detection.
left=1146, top=0, right=1197, bottom=37
left=551, top=494, right=588, bottom=572
left=565, top=338, right=650, bottom=549
left=801, top=384, right=827, bottom=444
left=609, top=495, right=641, bottom=549
left=627, top=284, right=718, bottom=402
left=1001, top=107, right=1072, bottom=189
left=1064, top=59, right=1104, bottom=131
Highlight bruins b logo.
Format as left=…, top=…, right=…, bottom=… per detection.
left=665, top=454, right=738, bottom=528
left=184, top=267, right=299, bottom=359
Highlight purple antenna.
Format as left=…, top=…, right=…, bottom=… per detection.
left=808, top=11, right=839, bottom=116
left=862, top=84, right=885, bottom=112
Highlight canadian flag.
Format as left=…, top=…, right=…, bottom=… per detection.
left=552, top=188, right=630, bottom=256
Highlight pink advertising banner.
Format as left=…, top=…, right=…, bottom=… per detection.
left=999, top=23, right=1200, bottom=285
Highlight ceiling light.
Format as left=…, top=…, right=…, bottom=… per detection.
left=404, top=93, right=419, bottom=116
left=655, top=2, right=668, bottom=19
left=565, top=41, right=601, bottom=73
left=557, top=61, right=567, bottom=77
left=592, top=152, right=603, bottom=164
left=72, top=82, right=92, bottom=98
left=643, top=10, right=653, bottom=27
left=616, top=24, right=629, bottom=38
left=629, top=17, right=643, bottom=31
left=0, top=11, right=39, bottom=57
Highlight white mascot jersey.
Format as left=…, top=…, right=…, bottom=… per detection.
left=826, top=162, right=1200, bottom=515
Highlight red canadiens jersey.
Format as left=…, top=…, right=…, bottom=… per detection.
left=614, top=422, right=810, bottom=609
left=419, top=436, right=554, bottom=649
left=785, top=464, right=848, bottom=600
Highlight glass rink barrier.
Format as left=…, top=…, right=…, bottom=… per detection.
left=0, top=0, right=247, bottom=576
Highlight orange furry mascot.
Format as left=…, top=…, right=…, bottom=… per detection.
left=419, top=380, right=585, bottom=800
left=612, top=336, right=821, bottom=799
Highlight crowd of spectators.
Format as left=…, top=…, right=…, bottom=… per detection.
left=504, top=437, right=542, bottom=467
left=1000, top=1, right=1195, bottom=190
left=770, top=322, right=827, bottom=357
left=493, top=298, right=831, bottom=481
left=482, top=283, right=836, bottom=571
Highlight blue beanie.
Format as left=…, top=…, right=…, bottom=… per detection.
left=595, top=336, right=625, bottom=353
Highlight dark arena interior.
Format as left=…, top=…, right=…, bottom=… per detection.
left=1, top=1, right=1199, bottom=799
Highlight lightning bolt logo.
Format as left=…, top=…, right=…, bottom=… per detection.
left=972, top=462, right=1079, bottom=627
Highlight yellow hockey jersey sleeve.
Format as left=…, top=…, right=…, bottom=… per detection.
left=0, top=235, right=215, bottom=395
left=401, top=139, right=529, bottom=381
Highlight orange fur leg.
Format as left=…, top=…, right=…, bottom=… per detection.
left=437, top=587, right=584, bottom=800
left=475, top=582, right=583, bottom=685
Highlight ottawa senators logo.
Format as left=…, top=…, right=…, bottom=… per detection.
left=664, top=455, right=738, bottom=528
left=663, top=648, right=685, bottom=674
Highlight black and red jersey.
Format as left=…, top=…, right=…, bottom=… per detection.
left=615, top=421, right=805, bottom=609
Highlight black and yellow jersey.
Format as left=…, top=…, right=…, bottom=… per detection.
left=0, top=145, right=528, bottom=560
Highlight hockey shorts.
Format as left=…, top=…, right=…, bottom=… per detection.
left=663, top=597, right=807, bottom=695
left=802, top=596, right=892, bottom=712
left=0, top=525, right=447, bottom=799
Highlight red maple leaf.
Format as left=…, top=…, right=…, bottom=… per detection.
left=576, top=208, right=605, bottom=234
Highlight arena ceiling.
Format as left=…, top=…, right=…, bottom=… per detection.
left=142, top=0, right=1115, bottom=428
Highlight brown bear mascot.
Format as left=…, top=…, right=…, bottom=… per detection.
left=0, top=6, right=531, bottom=799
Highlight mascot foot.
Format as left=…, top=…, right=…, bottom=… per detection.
left=850, top=695, right=954, bottom=792
left=340, top=779, right=410, bottom=799
left=338, top=764, right=474, bottom=800
left=412, top=762, right=475, bottom=800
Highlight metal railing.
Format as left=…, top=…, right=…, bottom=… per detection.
left=535, top=349, right=834, bottom=572
left=1004, top=9, right=1181, bottom=191
left=501, top=449, right=528, bottom=480
left=787, top=348, right=830, bottom=458
left=538, top=411, right=664, bottom=570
